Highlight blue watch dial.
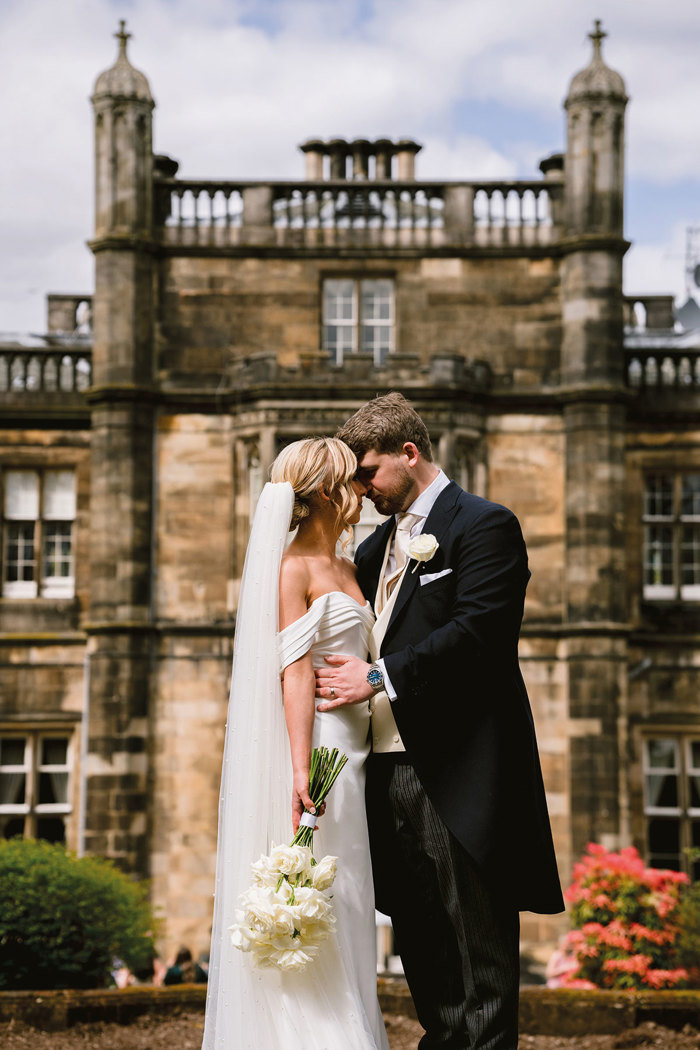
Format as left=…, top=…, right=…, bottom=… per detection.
left=367, top=666, right=384, bottom=689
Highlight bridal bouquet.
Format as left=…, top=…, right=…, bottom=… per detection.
left=230, top=746, right=348, bottom=972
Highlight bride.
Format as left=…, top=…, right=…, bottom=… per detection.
left=202, top=437, right=390, bottom=1050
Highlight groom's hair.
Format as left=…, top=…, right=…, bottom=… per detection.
left=336, top=392, right=433, bottom=462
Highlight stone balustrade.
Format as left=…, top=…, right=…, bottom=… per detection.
left=626, top=348, right=700, bottom=389
left=224, top=350, right=493, bottom=394
left=155, top=177, right=561, bottom=250
left=0, top=347, right=92, bottom=394
left=623, top=294, right=675, bottom=330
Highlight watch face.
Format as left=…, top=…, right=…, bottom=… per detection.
left=367, top=667, right=383, bottom=688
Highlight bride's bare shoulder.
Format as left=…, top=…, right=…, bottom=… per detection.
left=340, top=554, right=358, bottom=576
left=279, top=552, right=310, bottom=592
left=279, top=554, right=311, bottom=629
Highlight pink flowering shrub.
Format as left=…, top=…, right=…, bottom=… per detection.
left=561, top=843, right=691, bottom=990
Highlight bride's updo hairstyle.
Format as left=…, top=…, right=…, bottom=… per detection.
left=270, top=437, right=359, bottom=534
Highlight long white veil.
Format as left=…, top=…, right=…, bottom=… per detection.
left=202, top=481, right=294, bottom=1049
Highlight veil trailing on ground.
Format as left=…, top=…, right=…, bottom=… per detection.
left=202, top=481, right=295, bottom=1049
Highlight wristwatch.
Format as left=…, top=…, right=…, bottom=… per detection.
left=366, top=663, right=384, bottom=692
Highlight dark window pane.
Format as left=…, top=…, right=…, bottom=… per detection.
left=36, top=817, right=65, bottom=844
left=644, top=526, right=674, bottom=586
left=646, top=773, right=678, bottom=808
left=690, top=741, right=700, bottom=769
left=647, top=738, right=678, bottom=769
left=692, top=822, right=700, bottom=881
left=690, top=775, right=700, bottom=809
left=682, top=475, right=700, bottom=517
left=4, top=523, right=35, bottom=583
left=0, top=816, right=25, bottom=839
left=38, top=772, right=68, bottom=805
left=0, top=738, right=26, bottom=765
left=648, top=818, right=681, bottom=870
left=681, top=525, right=700, bottom=586
left=43, top=523, right=72, bottom=579
left=0, top=772, right=25, bottom=805
left=645, top=475, right=673, bottom=517
left=41, top=738, right=67, bottom=766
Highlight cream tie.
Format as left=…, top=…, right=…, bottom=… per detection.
left=387, top=512, right=421, bottom=598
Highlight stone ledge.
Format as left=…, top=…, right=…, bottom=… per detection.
left=0, top=986, right=206, bottom=1031
left=3, top=983, right=700, bottom=1034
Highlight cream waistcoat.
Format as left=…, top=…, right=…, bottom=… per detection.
left=369, top=529, right=407, bottom=754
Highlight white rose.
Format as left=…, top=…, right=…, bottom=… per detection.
left=250, top=852, right=279, bottom=886
left=241, top=886, right=290, bottom=934
left=270, top=902, right=298, bottom=938
left=292, top=886, right=333, bottom=923
left=310, top=854, right=338, bottom=891
left=270, top=947, right=314, bottom=972
left=230, top=922, right=257, bottom=952
left=296, top=920, right=334, bottom=950
left=408, top=533, right=439, bottom=569
left=268, top=843, right=314, bottom=880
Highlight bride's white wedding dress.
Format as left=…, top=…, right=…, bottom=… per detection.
left=277, top=591, right=389, bottom=1050
left=202, top=480, right=389, bottom=1050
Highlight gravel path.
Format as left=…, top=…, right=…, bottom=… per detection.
left=3, top=1014, right=700, bottom=1049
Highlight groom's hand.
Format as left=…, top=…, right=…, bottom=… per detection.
left=315, top=655, right=373, bottom=710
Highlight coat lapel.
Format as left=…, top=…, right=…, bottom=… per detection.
left=385, top=481, right=461, bottom=637
left=356, top=516, right=395, bottom=605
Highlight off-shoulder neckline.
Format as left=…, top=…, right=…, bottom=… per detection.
left=308, top=590, right=370, bottom=611
left=279, top=590, right=372, bottom=637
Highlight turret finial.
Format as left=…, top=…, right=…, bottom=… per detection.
left=115, top=19, right=131, bottom=58
left=588, top=19, right=607, bottom=59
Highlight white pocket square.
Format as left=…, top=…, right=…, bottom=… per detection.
left=419, top=567, right=453, bottom=586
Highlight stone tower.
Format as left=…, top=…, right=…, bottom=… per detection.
left=561, top=22, right=630, bottom=853
left=85, top=23, right=156, bottom=873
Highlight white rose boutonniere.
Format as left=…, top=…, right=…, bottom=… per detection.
left=408, top=533, right=439, bottom=573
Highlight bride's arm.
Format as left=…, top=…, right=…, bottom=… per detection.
left=279, top=558, right=317, bottom=833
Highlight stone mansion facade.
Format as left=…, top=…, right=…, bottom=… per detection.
left=1, top=22, right=698, bottom=960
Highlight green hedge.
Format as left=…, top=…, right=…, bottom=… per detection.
left=0, top=838, right=156, bottom=990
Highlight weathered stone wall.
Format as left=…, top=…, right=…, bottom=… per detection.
left=149, top=412, right=234, bottom=951
left=156, top=255, right=561, bottom=383
left=155, top=414, right=234, bottom=622
left=150, top=631, right=231, bottom=956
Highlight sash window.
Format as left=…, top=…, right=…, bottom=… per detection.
left=0, top=733, right=72, bottom=843
left=643, top=473, right=700, bottom=601
left=323, top=279, right=394, bottom=366
left=2, top=469, right=76, bottom=598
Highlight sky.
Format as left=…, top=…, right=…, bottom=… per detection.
left=1, top=0, right=699, bottom=335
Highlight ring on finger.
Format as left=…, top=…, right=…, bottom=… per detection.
left=330, top=687, right=335, bottom=698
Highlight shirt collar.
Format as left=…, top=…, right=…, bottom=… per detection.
left=396, top=469, right=450, bottom=523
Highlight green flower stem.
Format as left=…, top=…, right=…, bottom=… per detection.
left=290, top=746, right=348, bottom=852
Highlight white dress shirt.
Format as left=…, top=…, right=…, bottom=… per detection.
left=376, top=469, right=451, bottom=700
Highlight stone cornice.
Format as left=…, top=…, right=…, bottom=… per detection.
left=83, top=620, right=235, bottom=637
left=558, top=234, right=630, bottom=257
left=151, top=242, right=564, bottom=262
left=0, top=632, right=86, bottom=645
left=86, top=384, right=159, bottom=406
left=88, top=235, right=157, bottom=254
left=520, top=622, right=631, bottom=638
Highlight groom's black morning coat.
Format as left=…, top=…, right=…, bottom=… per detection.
left=356, top=481, right=564, bottom=914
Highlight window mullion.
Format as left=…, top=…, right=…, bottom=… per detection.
left=684, top=739, right=696, bottom=877
left=674, top=474, right=683, bottom=601
left=0, top=471, right=4, bottom=597
left=37, top=469, right=44, bottom=594
left=354, top=281, right=359, bottom=355
left=26, top=735, right=37, bottom=837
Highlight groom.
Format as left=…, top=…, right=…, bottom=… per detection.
left=316, top=392, right=564, bottom=1050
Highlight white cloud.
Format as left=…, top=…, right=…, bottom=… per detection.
left=624, top=222, right=691, bottom=304
left=1, top=0, right=699, bottom=331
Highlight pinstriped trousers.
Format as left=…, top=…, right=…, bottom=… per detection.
left=367, top=756, right=520, bottom=1050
